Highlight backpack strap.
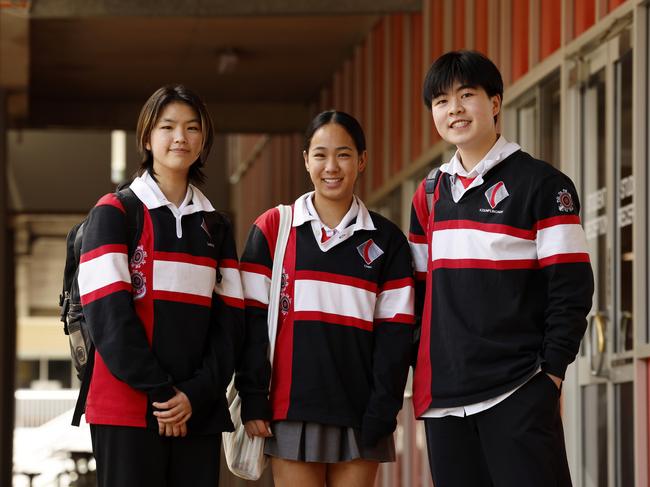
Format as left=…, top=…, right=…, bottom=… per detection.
left=72, top=187, right=144, bottom=427
left=115, top=187, right=144, bottom=256
left=424, top=168, right=442, bottom=214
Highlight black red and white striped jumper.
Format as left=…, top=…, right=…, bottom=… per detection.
left=78, top=172, right=244, bottom=433
left=238, top=193, right=414, bottom=440
left=409, top=149, right=593, bottom=418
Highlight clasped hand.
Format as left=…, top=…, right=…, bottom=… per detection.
left=152, top=387, right=192, bottom=437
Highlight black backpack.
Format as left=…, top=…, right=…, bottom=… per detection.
left=60, top=188, right=143, bottom=426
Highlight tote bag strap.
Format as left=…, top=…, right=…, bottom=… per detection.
left=267, top=204, right=292, bottom=363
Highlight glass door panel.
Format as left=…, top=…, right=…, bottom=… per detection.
left=614, top=48, right=633, bottom=354
left=582, top=67, right=608, bottom=375
left=576, top=28, right=635, bottom=487
left=581, top=384, right=608, bottom=487
left=614, top=381, right=634, bottom=486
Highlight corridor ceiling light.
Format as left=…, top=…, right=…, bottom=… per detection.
left=111, top=130, right=126, bottom=184
left=217, top=48, right=239, bottom=75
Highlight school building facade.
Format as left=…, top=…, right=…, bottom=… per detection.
left=226, top=1, right=649, bottom=486
left=0, top=0, right=647, bottom=486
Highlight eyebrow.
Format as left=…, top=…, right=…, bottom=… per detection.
left=159, top=118, right=201, bottom=123
left=433, top=84, right=477, bottom=99
left=311, top=145, right=353, bottom=151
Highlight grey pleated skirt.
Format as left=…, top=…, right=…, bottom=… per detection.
left=263, top=420, right=395, bottom=463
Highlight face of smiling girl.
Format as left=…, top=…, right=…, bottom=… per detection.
left=146, top=101, right=204, bottom=181
left=303, top=122, right=367, bottom=208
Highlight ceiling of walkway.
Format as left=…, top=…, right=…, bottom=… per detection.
left=1, top=0, right=421, bottom=132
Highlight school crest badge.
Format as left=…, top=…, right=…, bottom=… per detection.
left=557, top=189, right=574, bottom=212
left=484, top=181, right=509, bottom=209
left=357, top=239, right=384, bottom=265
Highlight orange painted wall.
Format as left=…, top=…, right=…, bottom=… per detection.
left=474, top=0, right=489, bottom=55
left=511, top=0, right=529, bottom=81
left=574, top=0, right=596, bottom=38
left=390, top=14, right=404, bottom=174
left=410, top=12, right=423, bottom=160
left=430, top=0, right=443, bottom=62
left=607, top=0, right=626, bottom=13
left=540, top=0, right=562, bottom=60
left=372, top=20, right=386, bottom=190
left=453, top=0, right=466, bottom=50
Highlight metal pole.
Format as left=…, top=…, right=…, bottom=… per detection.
left=0, top=88, right=17, bottom=487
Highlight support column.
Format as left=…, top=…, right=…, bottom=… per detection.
left=0, top=88, right=16, bottom=487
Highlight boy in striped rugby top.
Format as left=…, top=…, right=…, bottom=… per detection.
left=78, top=85, right=243, bottom=487
left=411, top=51, right=594, bottom=487
left=239, top=111, right=414, bottom=487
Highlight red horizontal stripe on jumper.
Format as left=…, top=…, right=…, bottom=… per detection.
left=153, top=290, right=212, bottom=307
left=219, top=258, right=240, bottom=269
left=295, top=270, right=377, bottom=293
left=379, top=277, right=414, bottom=292
left=80, top=244, right=128, bottom=263
left=432, top=258, right=539, bottom=270
left=241, top=262, right=272, bottom=279
left=375, top=313, right=415, bottom=325
left=245, top=298, right=268, bottom=309
left=432, top=220, right=535, bottom=240
left=219, top=295, right=245, bottom=309
left=294, top=311, right=374, bottom=331
left=535, top=215, right=582, bottom=230
left=154, top=251, right=216, bottom=268
left=539, top=253, right=591, bottom=267
left=81, top=281, right=132, bottom=305
left=409, top=232, right=428, bottom=244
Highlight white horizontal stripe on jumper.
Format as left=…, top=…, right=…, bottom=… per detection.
left=409, top=242, right=428, bottom=273
left=374, top=286, right=414, bottom=320
left=79, top=253, right=130, bottom=296
left=431, top=229, right=537, bottom=262
left=294, top=279, right=376, bottom=322
left=153, top=260, right=215, bottom=297
left=536, top=224, right=589, bottom=260
left=241, top=270, right=271, bottom=305
left=215, top=267, right=244, bottom=300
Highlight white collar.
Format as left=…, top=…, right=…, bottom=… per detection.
left=441, top=135, right=520, bottom=178
left=293, top=192, right=375, bottom=251
left=293, top=191, right=376, bottom=231
left=304, top=193, right=360, bottom=233
left=129, top=171, right=215, bottom=214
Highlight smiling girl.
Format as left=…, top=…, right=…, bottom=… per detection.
left=236, top=110, right=414, bottom=487
left=77, top=85, right=243, bottom=487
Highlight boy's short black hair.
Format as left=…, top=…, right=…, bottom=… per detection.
left=422, top=50, right=504, bottom=116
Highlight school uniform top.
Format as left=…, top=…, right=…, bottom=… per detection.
left=77, top=172, right=244, bottom=433
left=238, top=192, right=415, bottom=444
left=409, top=137, right=594, bottom=418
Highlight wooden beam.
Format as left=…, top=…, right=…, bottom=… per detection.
left=31, top=0, right=422, bottom=18
left=28, top=100, right=312, bottom=133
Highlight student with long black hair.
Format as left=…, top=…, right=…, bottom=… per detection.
left=237, top=110, right=414, bottom=487
left=78, top=85, right=243, bottom=487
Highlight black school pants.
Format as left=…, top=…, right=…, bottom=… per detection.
left=424, top=372, right=572, bottom=487
left=91, top=424, right=221, bottom=487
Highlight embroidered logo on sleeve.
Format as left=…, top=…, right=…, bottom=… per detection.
left=556, top=189, right=575, bottom=212
left=357, top=239, right=384, bottom=265
left=484, top=181, right=509, bottom=209
left=130, top=245, right=148, bottom=300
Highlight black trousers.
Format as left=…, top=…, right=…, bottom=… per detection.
left=424, top=372, right=572, bottom=487
left=90, top=424, right=221, bottom=487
